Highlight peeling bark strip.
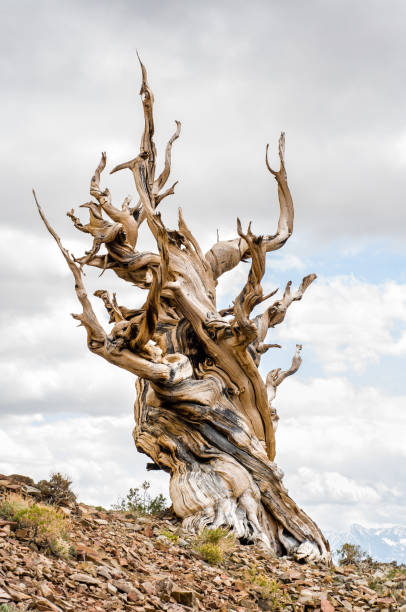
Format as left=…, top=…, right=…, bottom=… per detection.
left=35, top=59, right=330, bottom=563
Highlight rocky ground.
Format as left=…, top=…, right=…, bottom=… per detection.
left=0, top=475, right=405, bottom=611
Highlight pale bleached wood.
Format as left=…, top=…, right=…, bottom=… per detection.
left=35, top=62, right=330, bottom=563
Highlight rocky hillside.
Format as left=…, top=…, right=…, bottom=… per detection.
left=0, top=474, right=405, bottom=611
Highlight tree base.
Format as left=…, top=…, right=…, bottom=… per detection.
left=133, top=377, right=331, bottom=564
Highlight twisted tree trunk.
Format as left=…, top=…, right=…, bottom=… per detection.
left=35, top=59, right=330, bottom=562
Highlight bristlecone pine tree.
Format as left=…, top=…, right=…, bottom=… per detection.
left=35, top=60, right=330, bottom=562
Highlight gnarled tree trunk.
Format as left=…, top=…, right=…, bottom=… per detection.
left=35, top=60, right=330, bottom=563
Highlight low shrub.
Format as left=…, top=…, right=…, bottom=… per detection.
left=161, top=529, right=179, bottom=543
left=112, top=481, right=167, bottom=515
left=0, top=604, right=19, bottom=612
left=36, top=473, right=77, bottom=507
left=0, top=493, right=29, bottom=519
left=194, top=527, right=235, bottom=565
left=386, top=566, right=406, bottom=580
left=200, top=527, right=232, bottom=545
left=14, top=502, right=71, bottom=558
left=196, top=542, right=224, bottom=565
left=246, top=566, right=290, bottom=609
left=0, top=493, right=72, bottom=559
left=336, top=543, right=367, bottom=566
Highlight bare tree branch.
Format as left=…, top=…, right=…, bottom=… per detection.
left=153, top=121, right=181, bottom=194
left=205, top=133, right=295, bottom=280
left=253, top=274, right=316, bottom=344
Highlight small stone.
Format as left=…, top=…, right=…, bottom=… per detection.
left=33, top=597, right=64, bottom=611
left=141, top=580, right=156, bottom=595
left=40, top=583, right=53, bottom=598
left=288, top=569, right=302, bottom=580
left=15, top=528, right=30, bottom=538
left=114, top=580, right=133, bottom=593
left=125, top=522, right=142, bottom=531
left=298, top=588, right=318, bottom=604
left=321, top=600, right=335, bottom=612
left=107, top=583, right=117, bottom=594
left=97, top=566, right=112, bottom=579
left=172, top=589, right=196, bottom=607
left=58, top=506, right=71, bottom=516
left=144, top=525, right=154, bottom=537
left=156, top=576, right=174, bottom=594
left=0, top=588, right=11, bottom=601
left=177, top=537, right=188, bottom=547
left=127, top=588, right=145, bottom=603
left=373, top=569, right=386, bottom=579
left=70, top=572, right=101, bottom=585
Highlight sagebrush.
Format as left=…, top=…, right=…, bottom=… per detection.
left=0, top=493, right=71, bottom=558
left=113, top=481, right=167, bottom=515
left=336, top=543, right=367, bottom=566
left=37, top=472, right=77, bottom=506
left=194, top=527, right=235, bottom=565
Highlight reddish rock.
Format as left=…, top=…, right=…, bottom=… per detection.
left=141, top=580, right=156, bottom=595
left=172, top=588, right=197, bottom=607
left=127, top=588, right=145, bottom=602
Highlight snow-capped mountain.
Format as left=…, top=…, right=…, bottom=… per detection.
left=326, top=524, right=406, bottom=564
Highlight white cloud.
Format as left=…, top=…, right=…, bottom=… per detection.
left=272, top=276, right=406, bottom=373
left=274, top=375, right=406, bottom=530
left=289, top=468, right=380, bottom=504
left=0, top=413, right=170, bottom=508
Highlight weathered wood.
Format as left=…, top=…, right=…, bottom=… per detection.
left=35, top=59, right=330, bottom=563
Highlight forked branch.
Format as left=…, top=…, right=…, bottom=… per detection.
left=266, top=343, right=303, bottom=406
left=34, top=190, right=192, bottom=385
left=252, top=274, right=316, bottom=346
left=205, top=132, right=294, bottom=280
left=232, top=220, right=266, bottom=346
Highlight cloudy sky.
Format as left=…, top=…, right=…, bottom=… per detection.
left=1, top=0, right=405, bottom=534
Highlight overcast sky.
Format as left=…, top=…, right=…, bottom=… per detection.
left=1, top=0, right=405, bottom=535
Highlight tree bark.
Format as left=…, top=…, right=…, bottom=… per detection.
left=35, top=59, right=330, bottom=563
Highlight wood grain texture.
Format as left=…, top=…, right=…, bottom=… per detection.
left=35, top=59, right=330, bottom=563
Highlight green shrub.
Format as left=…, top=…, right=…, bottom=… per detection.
left=196, top=542, right=224, bottom=564
left=336, top=543, right=366, bottom=566
left=14, top=503, right=71, bottom=558
left=0, top=494, right=72, bottom=559
left=194, top=527, right=235, bottom=564
left=36, top=473, right=76, bottom=507
left=0, top=493, right=29, bottom=519
left=367, top=578, right=385, bottom=593
left=0, top=605, right=19, bottom=612
left=246, top=566, right=290, bottom=609
left=200, top=527, right=230, bottom=544
left=112, top=481, right=167, bottom=515
left=95, top=506, right=106, bottom=512
left=386, top=566, right=406, bottom=580
left=161, top=529, right=179, bottom=543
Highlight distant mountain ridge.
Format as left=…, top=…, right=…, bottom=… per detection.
left=327, top=523, right=406, bottom=563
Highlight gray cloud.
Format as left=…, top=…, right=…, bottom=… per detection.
left=1, top=0, right=406, bottom=246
